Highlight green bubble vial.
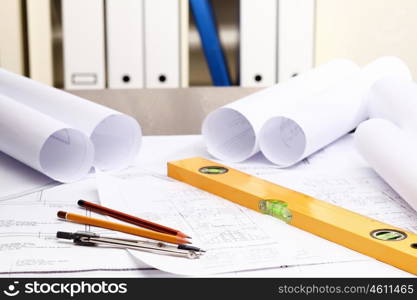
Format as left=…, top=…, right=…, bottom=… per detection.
left=199, top=166, right=228, bottom=174
left=372, top=230, right=407, bottom=241
left=258, top=199, right=292, bottom=223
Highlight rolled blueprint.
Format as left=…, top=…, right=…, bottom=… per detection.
left=259, top=56, right=412, bottom=167
left=355, top=118, right=417, bottom=212
left=202, top=59, right=360, bottom=162
left=0, top=69, right=141, bottom=170
left=368, top=76, right=417, bottom=134
left=0, top=94, right=94, bottom=182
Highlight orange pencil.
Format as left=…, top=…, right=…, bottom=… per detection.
left=77, top=200, right=191, bottom=239
left=57, top=211, right=190, bottom=245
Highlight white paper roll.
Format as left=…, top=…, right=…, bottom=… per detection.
left=0, top=94, right=94, bottom=182
left=259, top=56, right=412, bottom=167
left=368, top=76, right=417, bottom=134
left=355, top=118, right=417, bottom=212
left=202, top=59, right=360, bottom=162
left=0, top=69, right=142, bottom=170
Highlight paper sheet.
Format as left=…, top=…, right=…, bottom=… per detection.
left=97, top=172, right=365, bottom=276
left=355, top=118, right=417, bottom=212
left=96, top=164, right=417, bottom=276
left=259, top=56, right=412, bottom=167
left=0, top=178, right=151, bottom=276
left=368, top=75, right=417, bottom=134
left=1, top=135, right=414, bottom=277
left=135, top=134, right=368, bottom=180
left=0, top=152, right=55, bottom=200
left=0, top=68, right=141, bottom=171
left=98, top=133, right=417, bottom=276
left=202, top=59, right=359, bottom=162
left=0, top=94, right=94, bottom=182
left=233, top=260, right=411, bottom=278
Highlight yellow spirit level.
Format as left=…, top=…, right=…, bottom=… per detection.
left=168, top=157, right=417, bottom=275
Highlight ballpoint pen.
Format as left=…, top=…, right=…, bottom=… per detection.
left=56, top=231, right=205, bottom=259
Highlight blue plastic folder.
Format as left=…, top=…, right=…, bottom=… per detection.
left=190, top=0, right=231, bottom=86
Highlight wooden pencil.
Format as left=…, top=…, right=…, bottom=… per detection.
left=77, top=200, right=191, bottom=238
left=57, top=211, right=190, bottom=245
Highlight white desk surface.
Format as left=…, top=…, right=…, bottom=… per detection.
left=0, top=135, right=415, bottom=277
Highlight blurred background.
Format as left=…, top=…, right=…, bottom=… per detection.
left=1, top=0, right=417, bottom=90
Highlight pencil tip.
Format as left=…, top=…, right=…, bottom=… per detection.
left=57, top=211, right=67, bottom=219
left=177, top=232, right=192, bottom=239
left=77, top=200, right=85, bottom=206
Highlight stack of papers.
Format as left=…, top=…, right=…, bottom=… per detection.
left=0, top=135, right=415, bottom=277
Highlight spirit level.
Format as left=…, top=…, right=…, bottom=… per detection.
left=168, top=157, right=417, bottom=275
